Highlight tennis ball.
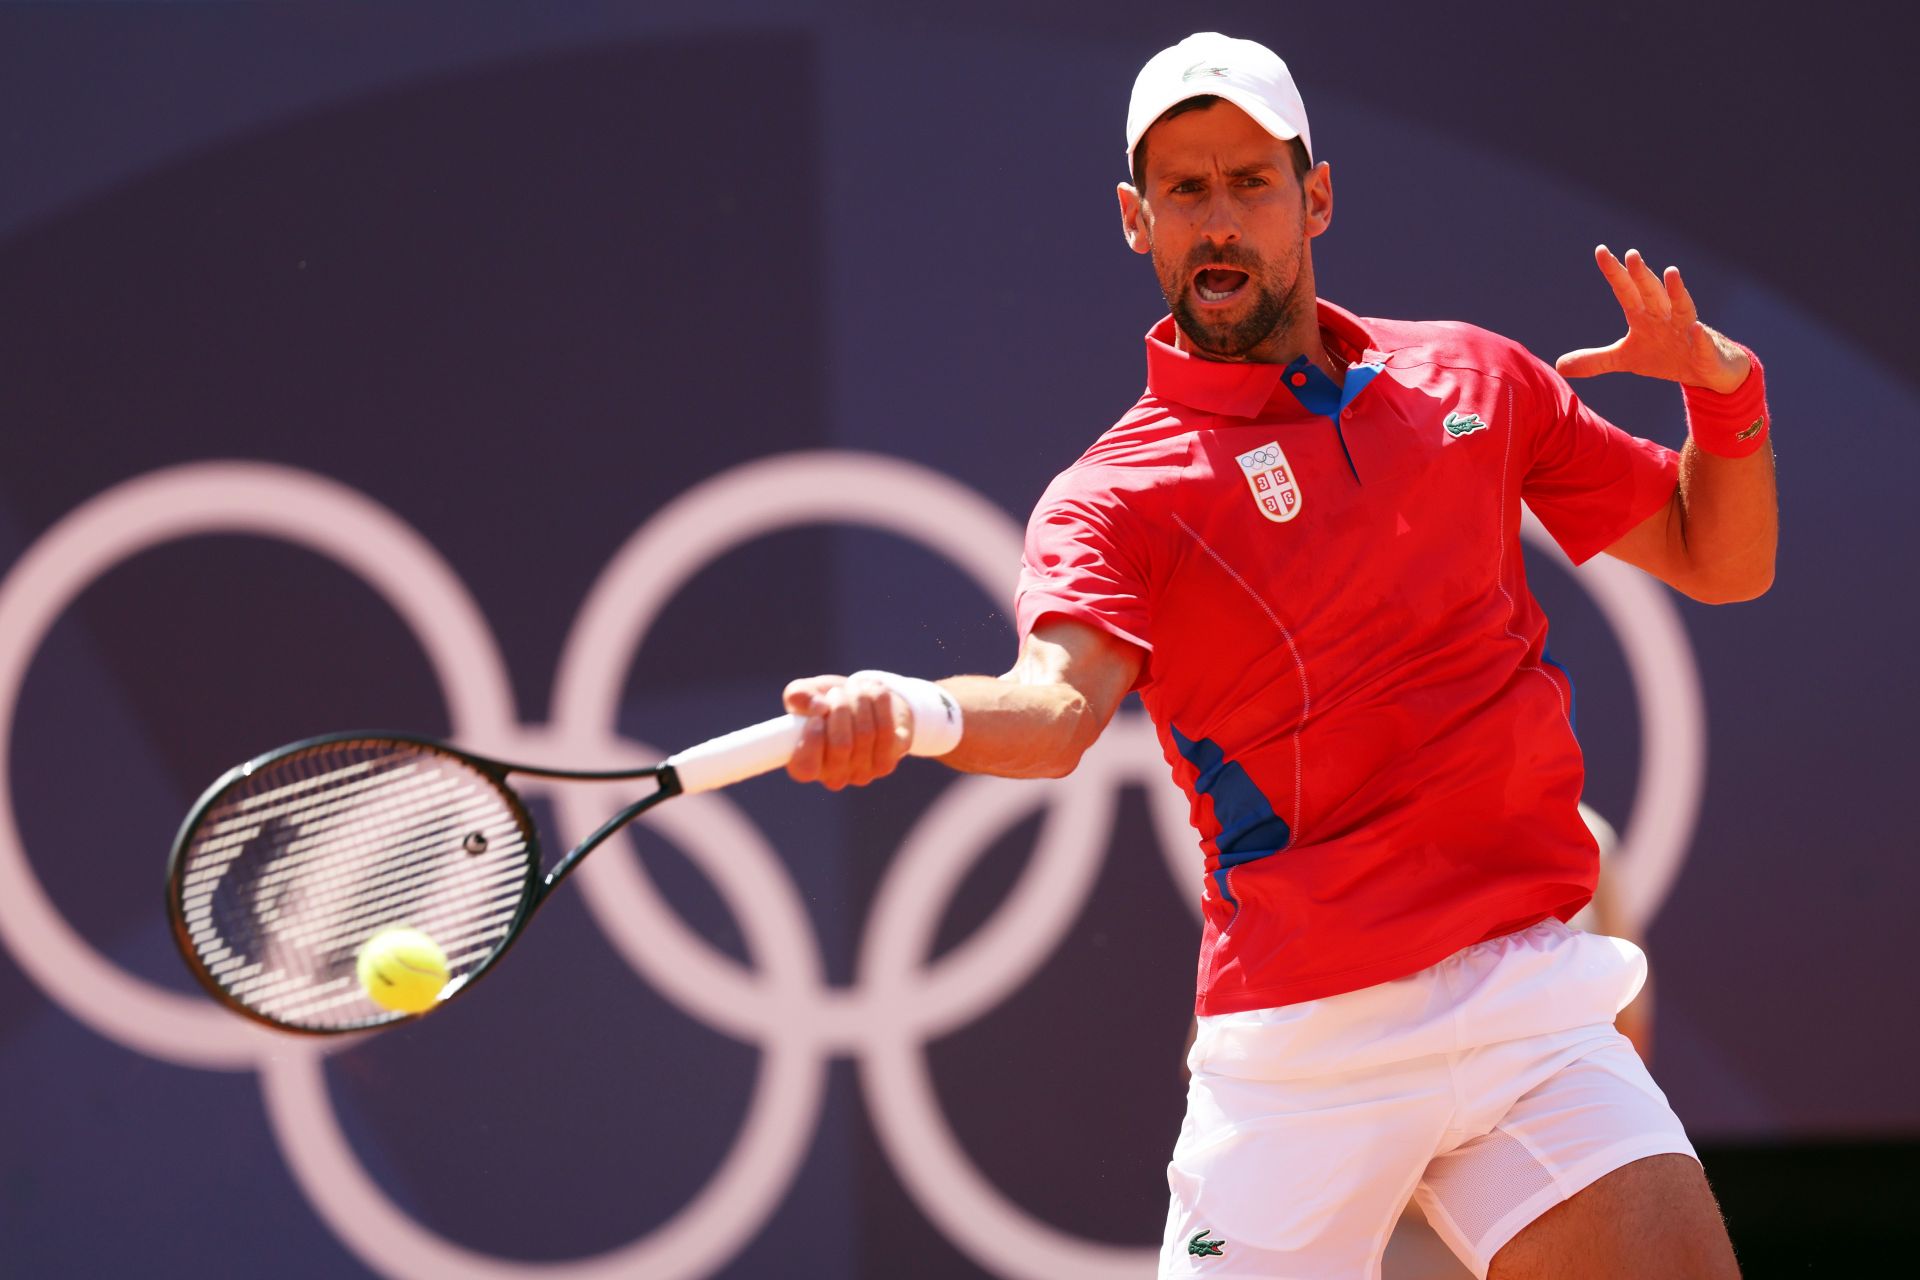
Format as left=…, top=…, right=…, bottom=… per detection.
left=356, top=927, right=449, bottom=1014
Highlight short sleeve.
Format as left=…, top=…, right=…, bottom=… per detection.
left=1014, top=472, right=1154, bottom=655
left=1520, top=353, right=1681, bottom=566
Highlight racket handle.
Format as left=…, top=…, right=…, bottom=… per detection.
left=667, top=714, right=806, bottom=794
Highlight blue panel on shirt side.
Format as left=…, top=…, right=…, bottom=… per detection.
left=1170, top=724, right=1292, bottom=909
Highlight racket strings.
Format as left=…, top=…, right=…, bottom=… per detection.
left=176, top=740, right=533, bottom=1031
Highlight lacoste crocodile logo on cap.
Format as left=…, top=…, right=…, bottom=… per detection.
left=1182, top=61, right=1230, bottom=80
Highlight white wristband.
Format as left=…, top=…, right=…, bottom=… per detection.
left=850, top=670, right=964, bottom=758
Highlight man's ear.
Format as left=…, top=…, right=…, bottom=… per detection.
left=1117, top=183, right=1153, bottom=256
left=1304, top=161, right=1334, bottom=240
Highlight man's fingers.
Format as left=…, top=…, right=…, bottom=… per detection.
left=1594, top=245, right=1640, bottom=316
left=785, top=712, right=826, bottom=783
left=782, top=675, right=847, bottom=715
left=848, top=682, right=909, bottom=786
left=1664, top=265, right=1698, bottom=328
left=1622, top=248, right=1670, bottom=318
left=821, top=686, right=854, bottom=791
left=781, top=673, right=906, bottom=790
left=783, top=677, right=839, bottom=782
left=1555, top=341, right=1626, bottom=379
left=847, top=681, right=880, bottom=786
left=857, top=683, right=909, bottom=782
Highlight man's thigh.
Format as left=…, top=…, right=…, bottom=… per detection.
left=1415, top=1033, right=1701, bottom=1276
left=1488, top=1153, right=1739, bottom=1280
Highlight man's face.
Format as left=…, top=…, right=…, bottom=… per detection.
left=1118, top=101, right=1331, bottom=361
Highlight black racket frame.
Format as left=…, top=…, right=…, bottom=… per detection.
left=165, top=730, right=688, bottom=1035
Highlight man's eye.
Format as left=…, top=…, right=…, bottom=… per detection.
left=1170, top=181, right=1203, bottom=195
left=1236, top=176, right=1268, bottom=188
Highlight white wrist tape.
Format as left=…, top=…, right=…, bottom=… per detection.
left=850, top=670, right=964, bottom=758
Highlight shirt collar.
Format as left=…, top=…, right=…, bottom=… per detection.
left=1143, top=298, right=1387, bottom=419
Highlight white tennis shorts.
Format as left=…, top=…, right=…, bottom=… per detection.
left=1159, top=921, right=1694, bottom=1279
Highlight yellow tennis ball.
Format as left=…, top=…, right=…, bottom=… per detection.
left=356, top=927, right=449, bottom=1014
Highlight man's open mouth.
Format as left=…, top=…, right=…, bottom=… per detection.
left=1193, top=267, right=1251, bottom=303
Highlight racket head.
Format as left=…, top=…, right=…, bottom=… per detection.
left=166, top=733, right=541, bottom=1034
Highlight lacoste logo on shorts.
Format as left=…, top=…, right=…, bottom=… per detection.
left=1236, top=440, right=1302, bottom=523
left=1188, top=1228, right=1226, bottom=1257
left=1443, top=411, right=1489, bottom=437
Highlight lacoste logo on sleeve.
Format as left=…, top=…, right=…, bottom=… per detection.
left=1188, top=1228, right=1226, bottom=1257
left=1443, top=411, right=1489, bottom=437
left=1235, top=440, right=1302, bottom=523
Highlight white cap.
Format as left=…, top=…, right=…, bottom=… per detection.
left=1125, top=33, right=1312, bottom=170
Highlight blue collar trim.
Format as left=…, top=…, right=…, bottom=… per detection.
left=1282, top=355, right=1386, bottom=484
left=1281, top=354, right=1386, bottom=418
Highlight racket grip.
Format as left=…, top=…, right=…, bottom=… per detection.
left=666, top=714, right=806, bottom=794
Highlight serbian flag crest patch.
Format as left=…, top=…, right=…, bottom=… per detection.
left=1235, top=440, right=1302, bottom=523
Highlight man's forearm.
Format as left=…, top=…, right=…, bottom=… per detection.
left=936, top=674, right=1104, bottom=779
left=1670, top=436, right=1777, bottom=604
left=782, top=618, right=1140, bottom=790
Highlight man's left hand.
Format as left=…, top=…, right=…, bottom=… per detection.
left=1555, top=245, right=1751, bottom=393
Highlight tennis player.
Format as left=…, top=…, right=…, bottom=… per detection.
left=784, top=32, right=1769, bottom=1279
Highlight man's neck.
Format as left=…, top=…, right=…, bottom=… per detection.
left=1172, top=298, right=1344, bottom=382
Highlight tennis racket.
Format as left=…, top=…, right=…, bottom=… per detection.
left=166, top=714, right=812, bottom=1034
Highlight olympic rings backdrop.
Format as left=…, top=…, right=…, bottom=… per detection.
left=2, top=2, right=1915, bottom=1276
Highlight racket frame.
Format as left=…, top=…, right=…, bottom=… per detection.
left=165, top=730, right=688, bottom=1035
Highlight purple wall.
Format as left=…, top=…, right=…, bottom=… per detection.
left=2, top=2, right=1914, bottom=1275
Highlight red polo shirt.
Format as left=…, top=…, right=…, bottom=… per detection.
left=1015, top=300, right=1680, bottom=1015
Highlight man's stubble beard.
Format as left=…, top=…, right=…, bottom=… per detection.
left=1156, top=245, right=1305, bottom=362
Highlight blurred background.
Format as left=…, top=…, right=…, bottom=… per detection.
left=1, top=1, right=1914, bottom=1276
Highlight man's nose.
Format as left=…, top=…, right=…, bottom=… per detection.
left=1199, top=193, right=1240, bottom=246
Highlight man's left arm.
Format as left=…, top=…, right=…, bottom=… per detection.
left=1556, top=245, right=1777, bottom=604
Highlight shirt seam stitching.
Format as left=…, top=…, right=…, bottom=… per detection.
left=1171, top=512, right=1309, bottom=842
left=1493, top=383, right=1571, bottom=726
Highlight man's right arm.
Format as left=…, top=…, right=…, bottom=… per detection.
left=783, top=617, right=1145, bottom=790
